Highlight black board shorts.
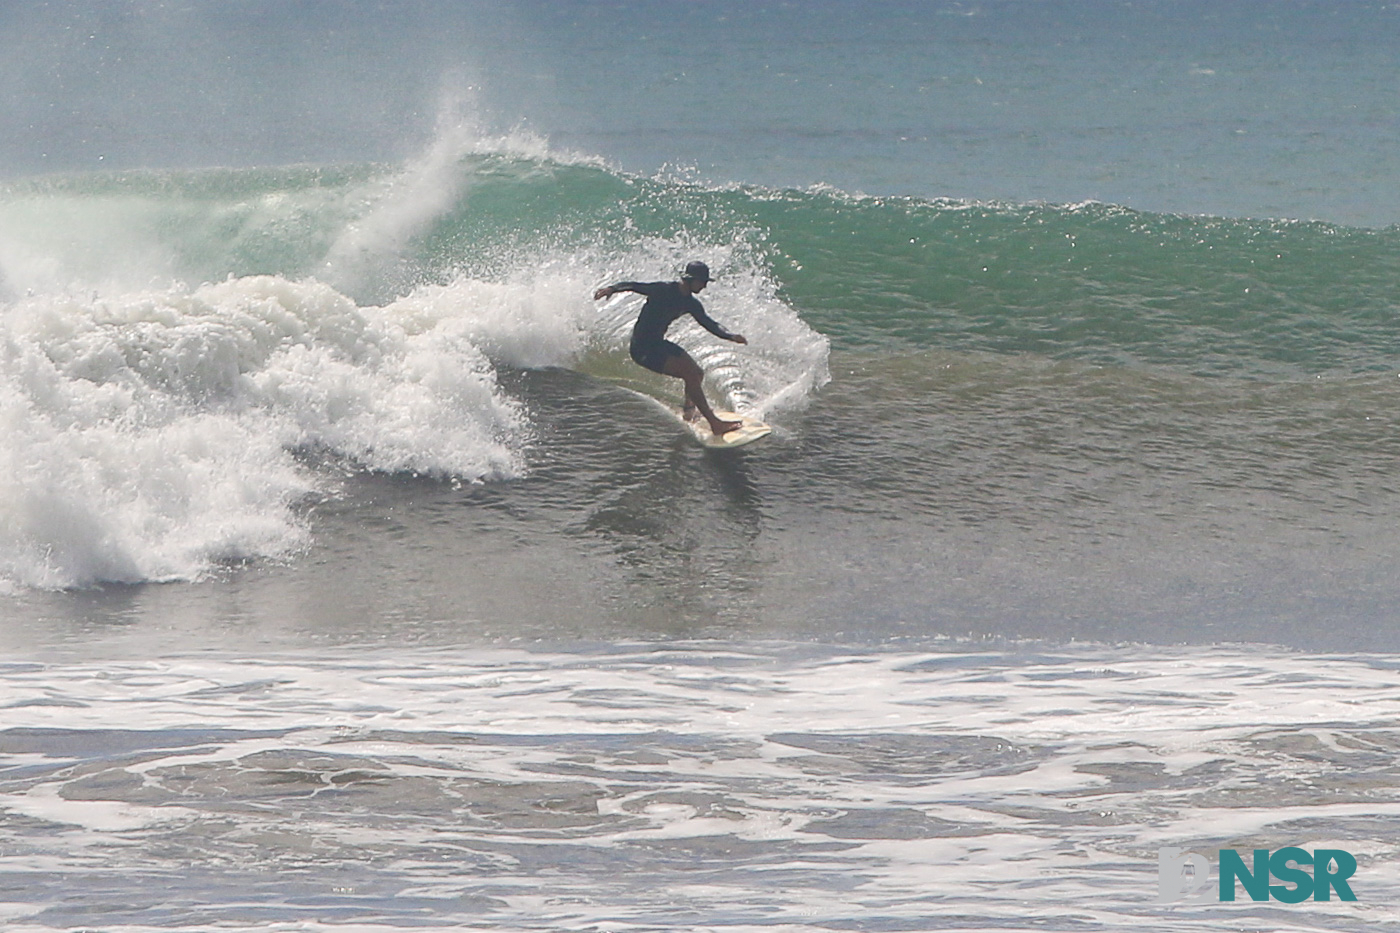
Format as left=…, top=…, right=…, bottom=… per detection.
left=630, top=338, right=685, bottom=374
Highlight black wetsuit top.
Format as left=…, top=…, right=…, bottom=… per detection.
left=616, top=281, right=736, bottom=373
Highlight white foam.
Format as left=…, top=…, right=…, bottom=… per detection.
left=0, top=275, right=527, bottom=589
left=386, top=263, right=596, bottom=370
left=1, top=645, right=1398, bottom=930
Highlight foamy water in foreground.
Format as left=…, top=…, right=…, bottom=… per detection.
left=1, top=643, right=1396, bottom=931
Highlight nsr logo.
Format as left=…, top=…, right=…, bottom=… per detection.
left=1159, top=847, right=1358, bottom=903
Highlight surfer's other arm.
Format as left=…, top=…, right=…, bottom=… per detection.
left=692, top=307, right=747, bottom=344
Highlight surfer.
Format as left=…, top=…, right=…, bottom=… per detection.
left=594, top=261, right=748, bottom=436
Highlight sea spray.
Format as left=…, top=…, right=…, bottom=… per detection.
left=317, top=97, right=485, bottom=302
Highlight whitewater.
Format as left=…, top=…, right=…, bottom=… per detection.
left=5, top=2, right=1400, bottom=930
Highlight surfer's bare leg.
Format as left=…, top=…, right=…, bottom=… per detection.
left=662, top=352, right=739, bottom=436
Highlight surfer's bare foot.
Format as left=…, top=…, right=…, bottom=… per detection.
left=710, top=418, right=742, bottom=436
left=682, top=403, right=699, bottom=422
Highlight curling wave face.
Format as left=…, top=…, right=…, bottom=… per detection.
left=0, top=136, right=832, bottom=590
left=11, top=123, right=1400, bottom=603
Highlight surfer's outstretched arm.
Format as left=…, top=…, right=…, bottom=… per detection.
left=593, top=282, right=651, bottom=300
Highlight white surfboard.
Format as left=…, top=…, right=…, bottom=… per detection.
left=677, top=408, right=771, bottom=449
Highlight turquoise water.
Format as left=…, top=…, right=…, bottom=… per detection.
left=3, top=3, right=1400, bottom=930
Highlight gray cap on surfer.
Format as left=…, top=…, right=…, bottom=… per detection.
left=594, top=261, right=748, bottom=436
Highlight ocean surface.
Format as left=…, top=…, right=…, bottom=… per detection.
left=3, top=2, right=1400, bottom=929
